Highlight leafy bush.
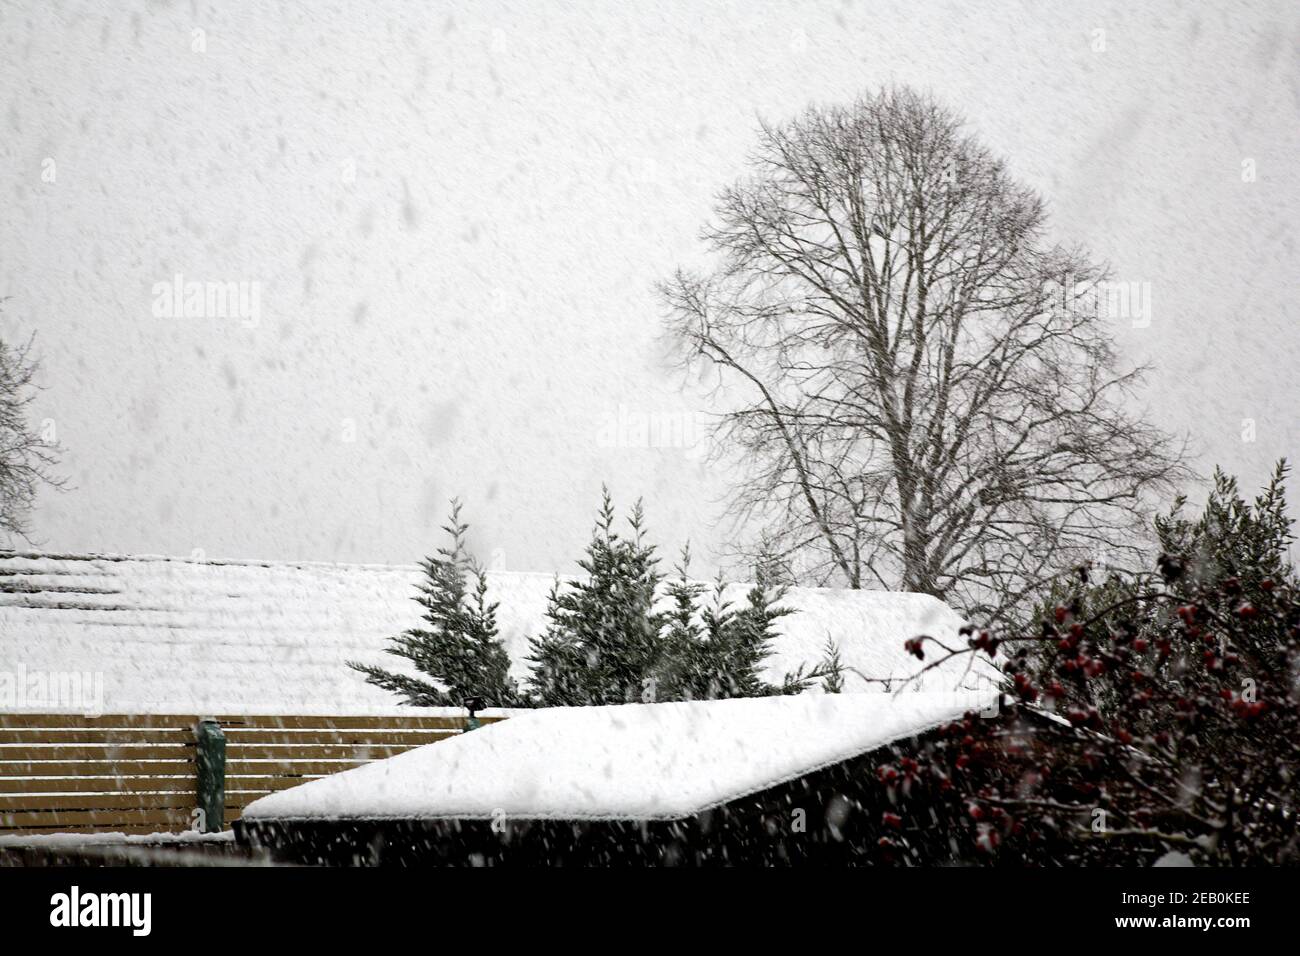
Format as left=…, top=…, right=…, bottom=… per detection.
left=879, top=462, right=1299, bottom=865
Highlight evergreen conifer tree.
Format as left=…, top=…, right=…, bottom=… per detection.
left=526, top=489, right=667, bottom=705
left=679, top=559, right=812, bottom=699
left=349, top=499, right=520, bottom=707
left=729, top=558, right=799, bottom=695
left=659, top=544, right=708, bottom=701
left=353, top=493, right=821, bottom=709
left=819, top=638, right=846, bottom=692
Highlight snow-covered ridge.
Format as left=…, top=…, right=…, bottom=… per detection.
left=0, top=551, right=989, bottom=715
left=242, top=692, right=995, bottom=822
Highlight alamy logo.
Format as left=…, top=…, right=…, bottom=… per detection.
left=595, top=404, right=709, bottom=458
left=49, top=886, right=151, bottom=936
left=151, top=273, right=261, bottom=328
left=1043, top=277, right=1152, bottom=328
left=0, top=665, right=103, bottom=716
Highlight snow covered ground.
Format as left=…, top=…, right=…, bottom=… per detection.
left=241, top=691, right=994, bottom=821
left=0, top=551, right=990, bottom=715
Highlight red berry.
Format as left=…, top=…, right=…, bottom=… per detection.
left=882, top=812, right=903, bottom=829
left=969, top=631, right=1000, bottom=656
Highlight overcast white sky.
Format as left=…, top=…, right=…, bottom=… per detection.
left=1, top=1, right=1296, bottom=575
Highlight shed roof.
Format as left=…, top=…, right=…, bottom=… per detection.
left=241, top=691, right=995, bottom=822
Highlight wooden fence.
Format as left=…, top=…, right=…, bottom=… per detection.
left=0, top=712, right=501, bottom=838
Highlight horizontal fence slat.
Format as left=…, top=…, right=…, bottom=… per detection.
left=217, top=715, right=491, bottom=731
left=224, top=776, right=325, bottom=792
left=223, top=745, right=408, bottom=760
left=0, top=808, right=197, bottom=829
left=0, top=760, right=194, bottom=777
left=226, top=794, right=271, bottom=809
left=0, top=776, right=194, bottom=794
left=0, top=728, right=195, bottom=745
left=0, top=713, right=503, bottom=730
left=0, top=745, right=194, bottom=762
left=224, top=760, right=369, bottom=775
left=0, top=825, right=203, bottom=838
left=0, top=714, right=199, bottom=729
left=0, top=793, right=196, bottom=812
left=221, top=730, right=453, bottom=746
left=0, top=728, right=453, bottom=746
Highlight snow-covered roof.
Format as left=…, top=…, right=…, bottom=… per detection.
left=0, top=551, right=986, bottom=715
left=241, top=692, right=994, bottom=822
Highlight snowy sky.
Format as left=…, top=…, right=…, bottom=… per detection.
left=1, top=1, right=1296, bottom=575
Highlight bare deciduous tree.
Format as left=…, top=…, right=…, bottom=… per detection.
left=661, top=88, right=1186, bottom=622
left=0, top=306, right=62, bottom=540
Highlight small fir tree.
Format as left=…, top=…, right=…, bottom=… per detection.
left=349, top=499, right=520, bottom=707
left=526, top=489, right=667, bottom=705
left=682, top=560, right=812, bottom=699
left=353, top=493, right=820, bottom=709
left=820, top=637, right=846, bottom=693
left=658, top=544, right=709, bottom=701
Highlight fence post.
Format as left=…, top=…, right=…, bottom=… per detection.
left=194, top=718, right=226, bottom=833
left=463, top=696, right=485, bottom=733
